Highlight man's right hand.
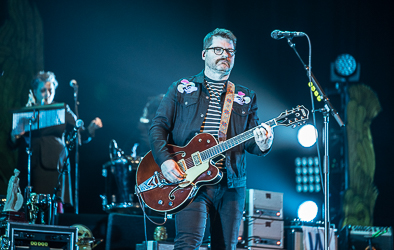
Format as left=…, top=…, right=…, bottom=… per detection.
left=160, top=159, right=185, bottom=183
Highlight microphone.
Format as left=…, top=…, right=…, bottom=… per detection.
left=66, top=119, right=84, bottom=150
left=75, top=119, right=84, bottom=129
left=70, top=79, right=78, bottom=88
left=271, top=30, right=305, bottom=40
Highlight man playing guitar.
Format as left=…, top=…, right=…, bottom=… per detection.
left=147, top=28, right=273, bottom=250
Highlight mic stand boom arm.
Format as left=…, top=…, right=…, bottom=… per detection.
left=286, top=38, right=344, bottom=127
left=285, top=37, right=344, bottom=250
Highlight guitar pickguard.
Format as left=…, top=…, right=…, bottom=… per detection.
left=179, top=160, right=210, bottom=188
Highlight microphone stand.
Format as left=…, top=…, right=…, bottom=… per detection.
left=285, top=37, right=345, bottom=250
left=72, top=83, right=80, bottom=214
left=25, top=110, right=37, bottom=219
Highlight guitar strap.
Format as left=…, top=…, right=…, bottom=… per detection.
left=218, top=81, right=235, bottom=142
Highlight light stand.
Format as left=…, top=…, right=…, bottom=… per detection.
left=286, top=36, right=345, bottom=250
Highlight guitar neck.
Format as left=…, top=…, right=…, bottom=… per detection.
left=200, top=119, right=277, bottom=161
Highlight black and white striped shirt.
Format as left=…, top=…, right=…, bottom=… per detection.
left=200, top=77, right=226, bottom=138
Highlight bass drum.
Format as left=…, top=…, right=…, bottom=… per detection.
left=101, top=157, right=141, bottom=213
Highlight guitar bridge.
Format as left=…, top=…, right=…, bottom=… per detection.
left=178, top=159, right=187, bottom=172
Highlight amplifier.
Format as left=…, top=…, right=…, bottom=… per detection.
left=2, top=222, right=78, bottom=250
left=245, top=189, right=283, bottom=220
left=338, top=225, right=393, bottom=250
left=135, top=241, right=209, bottom=250
left=240, top=218, right=283, bottom=248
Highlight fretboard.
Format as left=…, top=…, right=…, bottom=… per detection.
left=199, top=119, right=277, bottom=161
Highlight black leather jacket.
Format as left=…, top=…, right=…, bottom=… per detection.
left=149, top=71, right=269, bottom=188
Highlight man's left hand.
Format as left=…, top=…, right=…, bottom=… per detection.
left=253, top=123, right=273, bottom=152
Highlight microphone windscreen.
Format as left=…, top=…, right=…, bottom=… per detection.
left=271, top=30, right=280, bottom=40
left=76, top=119, right=84, bottom=128
left=70, top=79, right=77, bottom=87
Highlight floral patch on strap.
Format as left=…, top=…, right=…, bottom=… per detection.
left=234, top=91, right=251, bottom=105
left=177, top=79, right=198, bottom=94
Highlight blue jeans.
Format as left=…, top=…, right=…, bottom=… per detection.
left=174, top=177, right=245, bottom=250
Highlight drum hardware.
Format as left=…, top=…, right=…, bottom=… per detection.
left=101, top=140, right=141, bottom=214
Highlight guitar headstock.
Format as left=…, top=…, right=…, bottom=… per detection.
left=275, top=105, right=309, bottom=128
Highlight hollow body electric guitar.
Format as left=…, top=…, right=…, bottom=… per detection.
left=136, top=105, right=309, bottom=214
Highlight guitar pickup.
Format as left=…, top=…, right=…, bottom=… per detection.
left=191, top=152, right=202, bottom=166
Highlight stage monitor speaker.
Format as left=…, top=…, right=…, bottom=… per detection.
left=106, top=213, right=175, bottom=250
left=338, top=225, right=393, bottom=250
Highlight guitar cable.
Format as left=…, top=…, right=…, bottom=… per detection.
left=135, top=185, right=169, bottom=249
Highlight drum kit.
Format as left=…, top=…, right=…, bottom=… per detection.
left=100, top=140, right=142, bottom=214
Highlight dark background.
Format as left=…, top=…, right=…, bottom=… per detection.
left=13, top=0, right=393, bottom=228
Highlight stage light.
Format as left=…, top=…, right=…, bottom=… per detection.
left=295, top=156, right=320, bottom=193
left=335, top=54, right=357, bottom=76
left=297, top=201, right=318, bottom=222
left=295, top=157, right=301, bottom=167
left=297, top=124, right=317, bottom=147
left=330, top=53, right=360, bottom=82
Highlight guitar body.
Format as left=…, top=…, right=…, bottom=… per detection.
left=136, top=133, right=223, bottom=214
left=135, top=105, right=309, bottom=214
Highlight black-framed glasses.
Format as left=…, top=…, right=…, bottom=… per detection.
left=205, top=47, right=236, bottom=56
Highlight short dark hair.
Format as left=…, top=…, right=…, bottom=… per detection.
left=203, top=28, right=237, bottom=50
left=31, top=71, right=59, bottom=90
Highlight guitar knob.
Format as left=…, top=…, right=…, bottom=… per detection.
left=207, top=171, right=211, bottom=176
left=158, top=200, right=163, bottom=205
left=169, top=202, right=173, bottom=206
